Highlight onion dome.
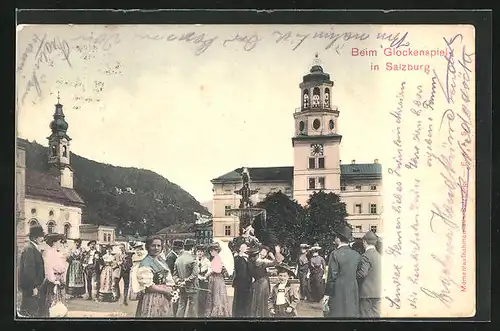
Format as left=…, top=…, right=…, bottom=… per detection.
left=302, top=53, right=334, bottom=84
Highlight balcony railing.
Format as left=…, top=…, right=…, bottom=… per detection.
left=294, top=105, right=339, bottom=113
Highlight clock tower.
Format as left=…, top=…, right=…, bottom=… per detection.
left=292, top=54, right=342, bottom=206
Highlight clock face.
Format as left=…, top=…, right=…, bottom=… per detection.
left=310, top=144, right=324, bottom=156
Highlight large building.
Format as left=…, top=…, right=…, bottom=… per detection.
left=16, top=98, right=85, bottom=253
left=210, top=58, right=383, bottom=264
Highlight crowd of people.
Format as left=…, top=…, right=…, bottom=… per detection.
left=18, top=222, right=381, bottom=319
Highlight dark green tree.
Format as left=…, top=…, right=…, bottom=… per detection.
left=254, top=191, right=305, bottom=251
left=304, top=191, right=350, bottom=254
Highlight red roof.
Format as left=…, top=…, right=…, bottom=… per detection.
left=25, top=169, right=85, bottom=207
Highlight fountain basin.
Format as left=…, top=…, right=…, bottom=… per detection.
left=229, top=207, right=265, bottom=219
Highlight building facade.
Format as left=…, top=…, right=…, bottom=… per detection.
left=210, top=58, right=383, bottom=271
left=79, top=224, right=116, bottom=245
left=16, top=98, right=85, bottom=254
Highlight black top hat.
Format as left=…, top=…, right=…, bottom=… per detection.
left=183, top=239, right=196, bottom=248
left=87, top=240, right=97, bottom=246
left=334, top=225, right=353, bottom=242
left=172, top=240, right=184, bottom=249
left=208, top=242, right=222, bottom=253
left=275, top=264, right=296, bottom=278
left=29, top=224, right=44, bottom=239
left=74, top=238, right=82, bottom=244
left=45, top=233, right=65, bottom=246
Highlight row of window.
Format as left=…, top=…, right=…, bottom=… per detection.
left=102, top=233, right=113, bottom=242
left=302, top=87, right=330, bottom=109
left=28, top=219, right=72, bottom=237
left=31, top=208, right=56, bottom=217
left=352, top=203, right=378, bottom=214
left=50, top=144, right=68, bottom=157
left=341, top=185, right=378, bottom=191
left=354, top=225, right=378, bottom=233
left=196, top=230, right=213, bottom=237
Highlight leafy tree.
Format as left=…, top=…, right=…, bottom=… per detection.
left=254, top=191, right=304, bottom=252
left=304, top=191, right=349, bottom=254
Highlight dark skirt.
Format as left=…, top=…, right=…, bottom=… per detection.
left=135, top=291, right=173, bottom=318
left=37, top=280, right=66, bottom=317
left=250, top=277, right=270, bottom=318
left=66, top=260, right=86, bottom=296
left=205, top=273, right=230, bottom=317
left=198, top=280, right=209, bottom=316
left=309, top=272, right=325, bottom=302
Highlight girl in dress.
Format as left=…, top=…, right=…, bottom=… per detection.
left=129, top=242, right=148, bottom=301
left=37, top=233, right=68, bottom=317
left=66, top=239, right=86, bottom=298
left=135, top=235, right=174, bottom=317
left=203, top=242, right=230, bottom=317
left=98, top=245, right=117, bottom=302
left=249, top=245, right=278, bottom=318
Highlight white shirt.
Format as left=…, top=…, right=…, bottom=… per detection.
left=29, top=240, right=40, bottom=252
left=365, top=245, right=376, bottom=252
left=337, top=243, right=349, bottom=249
left=275, top=283, right=287, bottom=305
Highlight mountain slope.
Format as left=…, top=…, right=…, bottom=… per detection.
left=21, top=139, right=210, bottom=235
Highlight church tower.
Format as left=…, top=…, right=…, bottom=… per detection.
left=47, top=93, right=74, bottom=189
left=292, top=54, right=342, bottom=206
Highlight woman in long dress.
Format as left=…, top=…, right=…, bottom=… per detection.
left=135, top=235, right=174, bottom=317
left=249, top=245, right=278, bottom=318
left=129, top=242, right=148, bottom=301
left=66, top=239, right=86, bottom=298
left=37, top=233, right=68, bottom=317
left=308, top=244, right=326, bottom=302
left=98, top=245, right=117, bottom=302
left=203, top=242, right=230, bottom=317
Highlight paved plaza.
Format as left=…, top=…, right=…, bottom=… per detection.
left=65, top=286, right=323, bottom=318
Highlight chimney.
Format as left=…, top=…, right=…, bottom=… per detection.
left=351, top=159, right=356, bottom=164
left=374, top=159, right=379, bottom=164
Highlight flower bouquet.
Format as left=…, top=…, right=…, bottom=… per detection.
left=136, top=267, right=154, bottom=289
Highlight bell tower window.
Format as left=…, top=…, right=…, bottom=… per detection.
left=51, top=145, right=58, bottom=156
left=302, top=90, right=310, bottom=109
left=312, top=87, right=320, bottom=108
left=324, top=88, right=330, bottom=108
left=62, top=145, right=67, bottom=157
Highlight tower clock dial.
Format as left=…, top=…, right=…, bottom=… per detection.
left=310, top=143, right=324, bottom=156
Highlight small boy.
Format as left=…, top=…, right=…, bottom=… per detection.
left=269, top=265, right=300, bottom=317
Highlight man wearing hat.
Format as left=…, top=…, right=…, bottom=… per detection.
left=173, top=238, right=199, bottom=317
left=269, top=265, right=300, bottom=317
left=296, top=244, right=310, bottom=301
left=356, top=231, right=382, bottom=318
left=166, top=239, right=183, bottom=316
left=308, top=243, right=326, bottom=302
left=18, top=224, right=45, bottom=317
left=82, top=240, right=101, bottom=300
left=323, top=225, right=361, bottom=318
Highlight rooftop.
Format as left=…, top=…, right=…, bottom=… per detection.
left=25, top=169, right=85, bottom=207
left=211, top=163, right=382, bottom=183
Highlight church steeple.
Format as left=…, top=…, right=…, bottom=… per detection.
left=47, top=94, right=74, bottom=188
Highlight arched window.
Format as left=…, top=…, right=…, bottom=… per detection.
left=29, top=218, right=39, bottom=227
left=312, top=87, right=320, bottom=108
left=64, top=223, right=71, bottom=238
left=299, top=121, right=305, bottom=132
left=324, top=88, right=330, bottom=108
left=47, top=221, right=56, bottom=234
left=49, top=210, right=54, bottom=219
left=302, top=89, right=310, bottom=109
left=62, top=145, right=67, bottom=157
left=31, top=208, right=36, bottom=215
left=51, top=145, right=58, bottom=156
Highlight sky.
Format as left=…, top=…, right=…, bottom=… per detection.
left=16, top=24, right=466, bottom=202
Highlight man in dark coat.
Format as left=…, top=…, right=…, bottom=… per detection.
left=323, top=225, right=361, bottom=318
left=18, top=225, right=45, bottom=317
left=357, top=231, right=382, bottom=318
left=173, top=239, right=199, bottom=318
left=296, top=244, right=310, bottom=300
left=166, top=239, right=183, bottom=316
left=232, top=242, right=252, bottom=317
